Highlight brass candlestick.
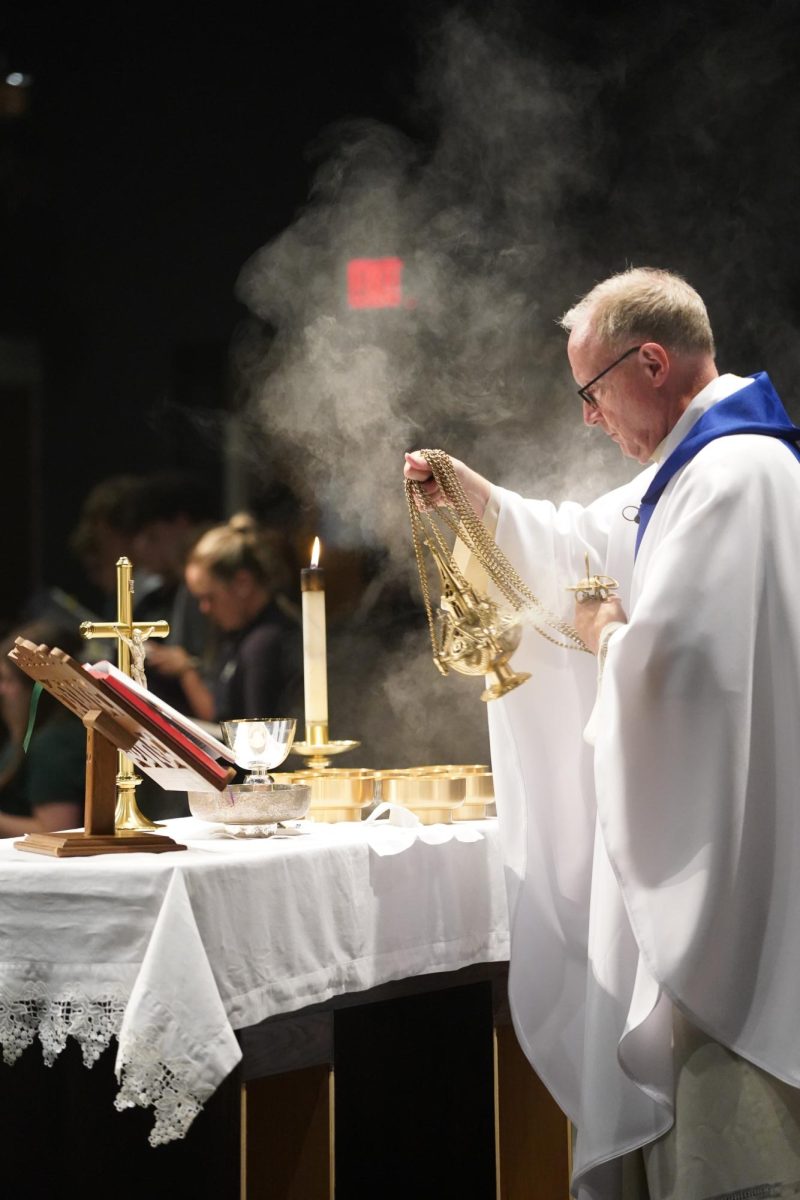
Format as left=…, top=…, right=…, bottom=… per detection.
left=291, top=720, right=359, bottom=771
left=295, top=540, right=359, bottom=770
left=80, top=557, right=170, bottom=831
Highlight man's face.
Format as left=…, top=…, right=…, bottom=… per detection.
left=568, top=329, right=669, bottom=464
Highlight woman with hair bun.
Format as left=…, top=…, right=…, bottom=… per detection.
left=167, top=513, right=301, bottom=723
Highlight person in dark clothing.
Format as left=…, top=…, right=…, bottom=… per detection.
left=123, top=471, right=218, bottom=716
left=69, top=475, right=161, bottom=614
left=164, top=513, right=301, bottom=722
left=0, top=620, right=86, bottom=837
left=70, top=471, right=218, bottom=716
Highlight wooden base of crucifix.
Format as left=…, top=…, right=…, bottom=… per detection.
left=16, top=707, right=186, bottom=858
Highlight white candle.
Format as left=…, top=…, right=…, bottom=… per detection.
left=301, top=537, right=328, bottom=727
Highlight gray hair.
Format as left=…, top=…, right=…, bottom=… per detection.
left=559, top=267, right=715, bottom=357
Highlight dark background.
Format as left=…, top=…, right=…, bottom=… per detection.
left=3, top=1, right=800, bottom=764
left=0, top=2, right=426, bottom=613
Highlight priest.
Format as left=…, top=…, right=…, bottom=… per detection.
left=404, top=267, right=800, bottom=1200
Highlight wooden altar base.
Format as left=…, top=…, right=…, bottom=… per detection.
left=0, top=963, right=570, bottom=1200
left=15, top=830, right=186, bottom=857
left=241, top=963, right=571, bottom=1200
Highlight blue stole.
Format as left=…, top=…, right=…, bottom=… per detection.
left=635, top=372, right=800, bottom=558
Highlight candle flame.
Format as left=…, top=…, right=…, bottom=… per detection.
left=310, top=536, right=321, bottom=568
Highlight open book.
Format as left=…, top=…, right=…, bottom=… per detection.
left=83, top=660, right=236, bottom=792
left=9, top=637, right=238, bottom=796
left=87, top=660, right=233, bottom=759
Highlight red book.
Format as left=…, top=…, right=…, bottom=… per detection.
left=10, top=638, right=237, bottom=796
left=85, top=661, right=235, bottom=792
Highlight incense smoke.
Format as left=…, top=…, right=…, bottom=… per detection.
left=232, top=5, right=800, bottom=765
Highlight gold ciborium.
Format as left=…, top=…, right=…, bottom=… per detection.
left=277, top=767, right=375, bottom=822
left=375, top=771, right=467, bottom=825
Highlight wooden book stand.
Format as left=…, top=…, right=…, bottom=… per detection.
left=10, top=638, right=236, bottom=857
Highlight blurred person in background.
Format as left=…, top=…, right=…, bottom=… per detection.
left=71, top=471, right=218, bottom=717
left=156, top=513, right=301, bottom=722
left=123, top=471, right=218, bottom=715
left=0, top=620, right=86, bottom=837
left=69, top=475, right=161, bottom=617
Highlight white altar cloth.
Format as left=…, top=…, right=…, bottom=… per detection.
left=0, top=816, right=509, bottom=1146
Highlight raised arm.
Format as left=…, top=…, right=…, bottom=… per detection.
left=403, top=451, right=493, bottom=520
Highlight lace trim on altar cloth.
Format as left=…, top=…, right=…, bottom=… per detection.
left=0, top=980, right=128, bottom=1068
left=0, top=986, right=208, bottom=1146
left=115, top=1030, right=205, bottom=1146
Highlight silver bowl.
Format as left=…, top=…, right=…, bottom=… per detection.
left=187, top=781, right=311, bottom=828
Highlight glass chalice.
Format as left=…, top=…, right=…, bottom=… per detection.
left=221, top=717, right=297, bottom=786
left=187, top=718, right=306, bottom=837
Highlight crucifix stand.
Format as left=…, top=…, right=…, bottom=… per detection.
left=80, top=556, right=169, bottom=832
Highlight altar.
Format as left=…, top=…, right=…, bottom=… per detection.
left=0, top=814, right=570, bottom=1198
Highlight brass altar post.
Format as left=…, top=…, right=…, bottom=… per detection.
left=80, top=556, right=170, bottom=831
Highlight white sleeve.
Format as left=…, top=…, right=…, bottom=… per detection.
left=582, top=620, right=626, bottom=746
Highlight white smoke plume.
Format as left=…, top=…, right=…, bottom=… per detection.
left=231, top=4, right=800, bottom=765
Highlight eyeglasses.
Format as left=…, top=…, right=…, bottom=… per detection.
left=577, top=345, right=642, bottom=408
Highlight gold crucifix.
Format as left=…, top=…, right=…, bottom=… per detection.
left=80, top=556, right=170, bottom=831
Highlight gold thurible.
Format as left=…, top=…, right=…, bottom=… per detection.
left=427, top=536, right=530, bottom=702
left=405, top=450, right=591, bottom=704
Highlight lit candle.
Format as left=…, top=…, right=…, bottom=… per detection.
left=301, top=537, right=328, bottom=735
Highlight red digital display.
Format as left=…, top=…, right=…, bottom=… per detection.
left=347, top=257, right=404, bottom=309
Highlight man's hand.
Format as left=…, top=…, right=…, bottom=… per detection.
left=403, top=451, right=492, bottom=520
left=573, top=596, right=628, bottom=656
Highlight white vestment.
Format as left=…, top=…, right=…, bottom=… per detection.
left=486, top=375, right=800, bottom=1199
